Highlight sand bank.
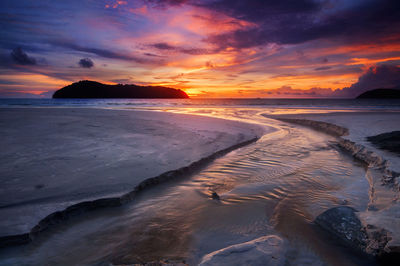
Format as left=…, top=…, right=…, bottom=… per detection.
left=0, top=108, right=264, bottom=240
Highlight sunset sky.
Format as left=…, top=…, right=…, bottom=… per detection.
left=1, top=0, right=400, bottom=98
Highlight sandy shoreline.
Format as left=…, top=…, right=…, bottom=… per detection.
left=0, top=107, right=265, bottom=239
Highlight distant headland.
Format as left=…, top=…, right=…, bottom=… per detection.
left=356, top=88, right=400, bottom=99
left=52, top=80, right=189, bottom=99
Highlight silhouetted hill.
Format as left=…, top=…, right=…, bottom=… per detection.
left=356, top=88, right=400, bottom=99
left=53, top=80, right=189, bottom=99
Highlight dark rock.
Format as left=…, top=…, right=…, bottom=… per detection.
left=211, top=192, right=220, bottom=200
left=356, top=88, right=400, bottom=99
left=367, top=131, right=400, bottom=155
left=53, top=80, right=189, bottom=99
left=315, top=206, right=367, bottom=251
left=316, top=207, right=393, bottom=256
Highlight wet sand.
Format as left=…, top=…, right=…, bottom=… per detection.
left=0, top=108, right=264, bottom=237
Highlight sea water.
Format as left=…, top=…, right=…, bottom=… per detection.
left=1, top=98, right=400, bottom=110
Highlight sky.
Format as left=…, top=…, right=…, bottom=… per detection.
left=1, top=0, right=400, bottom=98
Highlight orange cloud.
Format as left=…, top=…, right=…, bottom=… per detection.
left=347, top=56, right=400, bottom=66
left=167, top=7, right=256, bottom=36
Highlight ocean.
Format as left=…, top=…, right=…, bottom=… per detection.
left=1, top=98, right=400, bottom=110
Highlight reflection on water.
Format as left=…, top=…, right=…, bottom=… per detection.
left=0, top=109, right=375, bottom=265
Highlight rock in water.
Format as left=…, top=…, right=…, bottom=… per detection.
left=367, top=131, right=400, bottom=155
left=199, top=235, right=285, bottom=266
left=315, top=206, right=367, bottom=251
left=211, top=192, right=220, bottom=200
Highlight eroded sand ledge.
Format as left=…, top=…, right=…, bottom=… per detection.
left=0, top=108, right=266, bottom=246
left=264, top=112, right=400, bottom=257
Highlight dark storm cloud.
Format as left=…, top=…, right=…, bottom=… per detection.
left=335, top=64, right=400, bottom=97
left=78, top=58, right=94, bottom=68
left=10, top=47, right=36, bottom=65
left=199, top=0, right=400, bottom=49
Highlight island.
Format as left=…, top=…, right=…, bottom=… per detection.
left=52, top=80, right=189, bottom=98
left=356, top=88, right=400, bottom=99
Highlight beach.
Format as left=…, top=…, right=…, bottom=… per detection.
left=0, top=107, right=264, bottom=239
left=0, top=100, right=399, bottom=265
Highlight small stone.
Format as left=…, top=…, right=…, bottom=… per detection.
left=211, top=192, right=220, bottom=200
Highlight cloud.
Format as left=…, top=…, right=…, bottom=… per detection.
left=150, top=42, right=211, bottom=55
left=78, top=57, right=94, bottom=68
left=50, top=40, right=148, bottom=63
left=0, top=89, right=44, bottom=98
left=314, top=66, right=331, bottom=71
left=263, top=86, right=334, bottom=98
left=145, top=0, right=188, bottom=8
left=110, top=78, right=133, bottom=84
left=143, top=52, right=163, bottom=57
left=10, top=47, right=37, bottom=65
left=152, top=42, right=175, bottom=50
left=335, top=64, right=400, bottom=97
left=266, top=64, right=400, bottom=98
left=200, top=0, right=400, bottom=49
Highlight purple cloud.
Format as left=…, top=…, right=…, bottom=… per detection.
left=201, top=0, right=400, bottom=49
left=10, top=47, right=36, bottom=65
left=335, top=64, right=400, bottom=97
left=78, top=58, right=94, bottom=68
